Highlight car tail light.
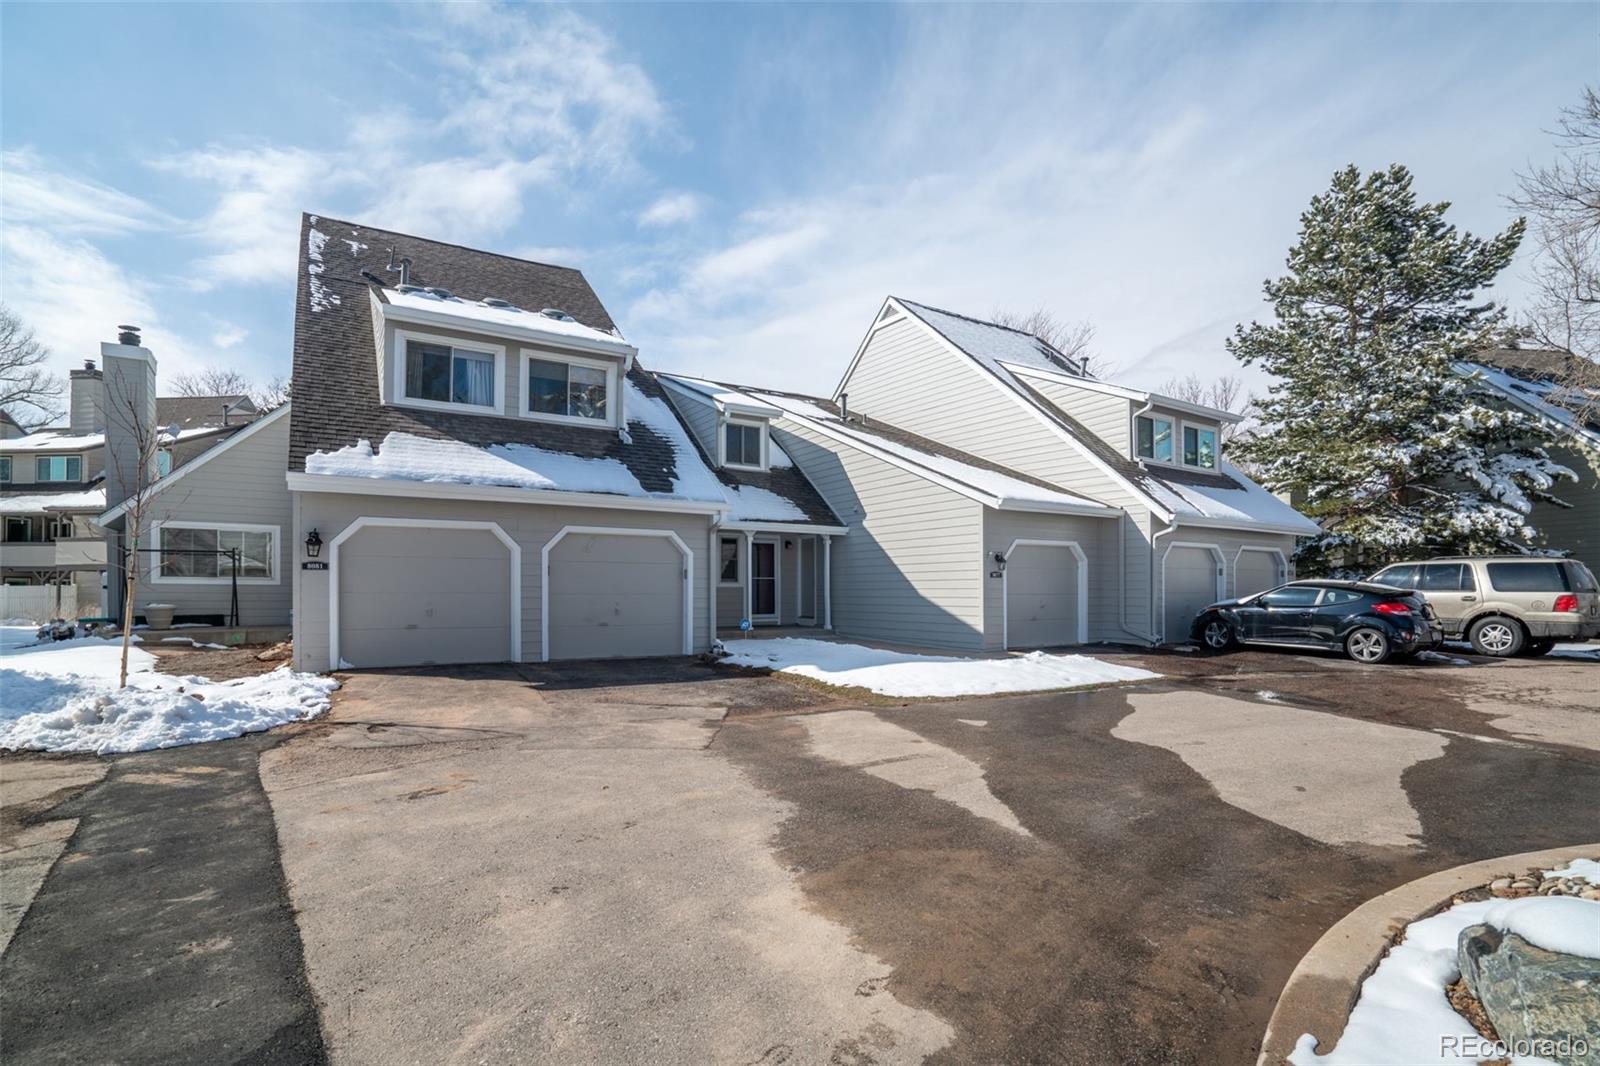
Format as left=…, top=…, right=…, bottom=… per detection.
left=1554, top=594, right=1579, bottom=613
left=1373, top=601, right=1412, bottom=616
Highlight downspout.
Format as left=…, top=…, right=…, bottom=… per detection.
left=1129, top=398, right=1154, bottom=471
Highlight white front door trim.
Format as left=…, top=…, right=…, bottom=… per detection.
left=329, top=516, right=521, bottom=670
left=1001, top=538, right=1088, bottom=649
left=1231, top=545, right=1288, bottom=597
left=540, top=525, right=693, bottom=661
left=1159, top=540, right=1225, bottom=642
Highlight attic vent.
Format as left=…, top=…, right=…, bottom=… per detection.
left=426, top=287, right=454, bottom=300
left=480, top=297, right=517, bottom=310
left=539, top=308, right=576, bottom=322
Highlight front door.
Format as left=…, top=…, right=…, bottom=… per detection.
left=752, top=540, right=778, bottom=621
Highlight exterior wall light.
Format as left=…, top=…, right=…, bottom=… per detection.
left=305, top=529, right=323, bottom=559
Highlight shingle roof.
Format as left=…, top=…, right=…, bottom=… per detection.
left=156, top=395, right=258, bottom=431
left=1460, top=350, right=1600, bottom=451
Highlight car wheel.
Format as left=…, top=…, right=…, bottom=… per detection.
left=1523, top=639, right=1555, bottom=657
left=1469, top=616, right=1524, bottom=658
left=1345, top=627, right=1392, bottom=664
left=1199, top=619, right=1236, bottom=652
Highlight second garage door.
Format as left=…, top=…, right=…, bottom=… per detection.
left=1163, top=545, right=1221, bottom=643
left=1005, top=543, right=1083, bottom=648
left=1235, top=550, right=1282, bottom=598
left=547, top=531, right=686, bottom=659
left=339, top=525, right=515, bottom=668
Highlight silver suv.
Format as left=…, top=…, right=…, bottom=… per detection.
left=1367, top=557, right=1600, bottom=656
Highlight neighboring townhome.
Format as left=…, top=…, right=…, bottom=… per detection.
left=823, top=298, right=1319, bottom=644
left=285, top=216, right=843, bottom=673
left=1, top=339, right=276, bottom=625
left=1457, top=347, right=1600, bottom=575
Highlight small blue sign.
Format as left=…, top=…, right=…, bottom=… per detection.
left=739, top=617, right=753, bottom=632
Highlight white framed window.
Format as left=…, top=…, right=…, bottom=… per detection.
left=719, top=536, right=741, bottom=585
left=0, top=456, right=10, bottom=482
left=152, top=521, right=280, bottom=585
left=520, top=350, right=617, bottom=426
left=721, top=418, right=767, bottom=470
left=1182, top=423, right=1218, bottom=469
left=1135, top=416, right=1173, bottom=463
left=35, top=455, right=83, bottom=482
left=391, top=329, right=505, bottom=415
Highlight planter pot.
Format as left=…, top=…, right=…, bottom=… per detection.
left=143, top=603, right=176, bottom=629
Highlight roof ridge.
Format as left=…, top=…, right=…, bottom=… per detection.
left=303, top=212, right=588, bottom=275
left=894, top=297, right=1052, bottom=344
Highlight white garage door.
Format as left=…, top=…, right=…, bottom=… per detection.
left=1164, top=546, right=1221, bottom=643
left=339, top=526, right=514, bottom=668
left=547, top=532, right=685, bottom=659
left=1235, top=550, right=1282, bottom=598
left=1006, top=544, right=1082, bottom=648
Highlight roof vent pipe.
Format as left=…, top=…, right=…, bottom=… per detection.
left=385, top=248, right=413, bottom=287
left=839, top=393, right=849, bottom=421
left=116, top=324, right=141, bottom=346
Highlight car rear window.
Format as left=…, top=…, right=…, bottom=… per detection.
left=1568, top=563, right=1599, bottom=593
left=1486, top=562, right=1571, bottom=593
left=1321, top=588, right=1364, bottom=605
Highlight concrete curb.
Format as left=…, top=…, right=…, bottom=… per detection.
left=1257, top=842, right=1600, bottom=1065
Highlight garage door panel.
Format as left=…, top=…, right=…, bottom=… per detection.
left=342, top=591, right=507, bottom=631
left=547, top=532, right=685, bottom=660
left=341, top=556, right=510, bottom=596
left=1235, top=552, right=1280, bottom=598
left=338, top=626, right=511, bottom=667
left=1006, top=545, right=1081, bottom=648
left=1164, top=546, right=1220, bottom=643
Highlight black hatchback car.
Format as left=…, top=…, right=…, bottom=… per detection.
left=1189, top=580, right=1443, bottom=663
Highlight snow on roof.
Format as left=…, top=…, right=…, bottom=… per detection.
left=897, top=299, right=1084, bottom=378
left=723, top=484, right=809, bottom=522
left=1, top=425, right=223, bottom=452
left=749, top=390, right=1111, bottom=514
left=380, top=287, right=634, bottom=355
left=660, top=373, right=784, bottom=417
left=0, top=489, right=106, bottom=514
left=1143, top=462, right=1321, bottom=534
left=1460, top=360, right=1600, bottom=452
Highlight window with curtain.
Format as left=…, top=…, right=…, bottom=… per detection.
left=1183, top=425, right=1217, bottom=469
left=724, top=423, right=763, bottom=467
left=1135, top=416, right=1173, bottom=462
left=158, top=525, right=275, bottom=580
left=35, top=456, right=83, bottom=482
left=528, top=358, right=609, bottom=421
left=405, top=340, right=496, bottom=408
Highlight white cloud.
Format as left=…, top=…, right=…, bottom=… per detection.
left=211, top=324, right=247, bottom=350
left=364, top=158, right=553, bottom=245
left=0, top=148, right=172, bottom=235
left=638, top=191, right=706, bottom=228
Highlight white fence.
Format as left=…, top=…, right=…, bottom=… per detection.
left=0, top=583, right=100, bottom=623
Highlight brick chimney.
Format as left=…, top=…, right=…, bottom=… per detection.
left=102, top=326, right=157, bottom=510
left=69, top=359, right=104, bottom=435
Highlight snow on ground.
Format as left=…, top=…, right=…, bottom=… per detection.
left=1291, top=891, right=1600, bottom=1065
left=719, top=638, right=1158, bottom=697
left=1, top=628, right=336, bottom=755
left=1550, top=642, right=1600, bottom=661
left=1546, top=858, right=1600, bottom=884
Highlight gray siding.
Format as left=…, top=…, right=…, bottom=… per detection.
left=838, top=315, right=1161, bottom=634
left=981, top=510, right=1123, bottom=647
left=293, top=493, right=715, bottom=672
left=662, top=387, right=721, bottom=460
left=773, top=423, right=987, bottom=649
left=1023, top=378, right=1132, bottom=455
left=1153, top=528, right=1297, bottom=642
left=127, top=410, right=294, bottom=626
left=1530, top=445, right=1600, bottom=578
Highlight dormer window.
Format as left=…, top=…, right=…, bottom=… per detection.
left=1135, top=416, right=1173, bottom=463
left=522, top=351, right=617, bottom=426
left=1183, top=424, right=1218, bottom=469
left=396, top=330, right=503, bottom=414
left=722, top=419, right=766, bottom=470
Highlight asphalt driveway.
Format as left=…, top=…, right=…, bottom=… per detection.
left=2, top=645, right=1596, bottom=1064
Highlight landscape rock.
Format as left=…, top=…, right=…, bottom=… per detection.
left=255, top=641, right=293, bottom=662
left=1458, top=924, right=1600, bottom=1066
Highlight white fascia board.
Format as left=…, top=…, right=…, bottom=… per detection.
left=993, top=497, right=1120, bottom=518
left=721, top=521, right=851, bottom=535
left=285, top=471, right=729, bottom=516
left=658, top=375, right=783, bottom=419
left=1171, top=513, right=1319, bottom=537
left=1003, top=362, right=1244, bottom=423
left=96, top=403, right=291, bottom=525
left=373, top=292, right=637, bottom=361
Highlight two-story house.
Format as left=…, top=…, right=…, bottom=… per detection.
left=284, top=218, right=1317, bottom=670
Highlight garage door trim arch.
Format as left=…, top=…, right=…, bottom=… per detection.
left=1159, top=540, right=1225, bottom=642
left=541, top=525, right=694, bottom=662
left=1232, top=545, right=1288, bottom=597
left=329, top=517, right=522, bottom=670
left=1001, top=538, right=1088, bottom=649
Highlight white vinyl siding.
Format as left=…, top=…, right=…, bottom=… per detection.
left=1022, top=377, right=1134, bottom=455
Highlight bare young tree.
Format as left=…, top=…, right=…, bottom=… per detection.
left=103, top=375, right=163, bottom=688
left=1156, top=372, right=1252, bottom=440
left=990, top=307, right=1116, bottom=377
left=1511, top=87, right=1600, bottom=374
left=169, top=365, right=290, bottom=410
left=0, top=305, right=64, bottom=428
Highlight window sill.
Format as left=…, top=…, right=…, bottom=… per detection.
left=389, top=396, right=503, bottom=417
left=518, top=408, right=617, bottom=429
left=723, top=462, right=767, bottom=473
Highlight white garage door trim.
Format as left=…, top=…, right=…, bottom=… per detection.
left=328, top=517, right=522, bottom=670
left=1002, top=538, right=1088, bottom=649
left=1232, top=545, right=1287, bottom=597
left=1159, top=541, right=1224, bottom=642
left=540, top=525, right=694, bottom=662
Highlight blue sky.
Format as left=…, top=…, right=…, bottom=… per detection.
left=2, top=2, right=1594, bottom=401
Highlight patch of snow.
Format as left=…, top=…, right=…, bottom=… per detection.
left=1550, top=642, right=1600, bottom=661
left=0, top=489, right=107, bottom=514
left=307, top=432, right=648, bottom=497
left=900, top=300, right=1080, bottom=377
left=306, top=227, right=341, bottom=313
left=723, top=484, right=808, bottom=522
left=957, top=719, right=988, bottom=727
left=658, top=373, right=785, bottom=416
left=1459, top=360, right=1600, bottom=451
left=719, top=638, right=1158, bottom=697
left=381, top=287, right=631, bottom=353
left=0, top=430, right=108, bottom=452
left=1, top=632, right=337, bottom=754
left=1256, top=690, right=1282, bottom=701
left=1545, top=857, right=1600, bottom=884
left=1291, top=894, right=1600, bottom=1065
left=1143, top=460, right=1321, bottom=534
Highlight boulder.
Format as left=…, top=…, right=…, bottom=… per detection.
left=1459, top=924, right=1600, bottom=1066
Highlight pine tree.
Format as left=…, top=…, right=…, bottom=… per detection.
left=1230, top=164, right=1574, bottom=574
